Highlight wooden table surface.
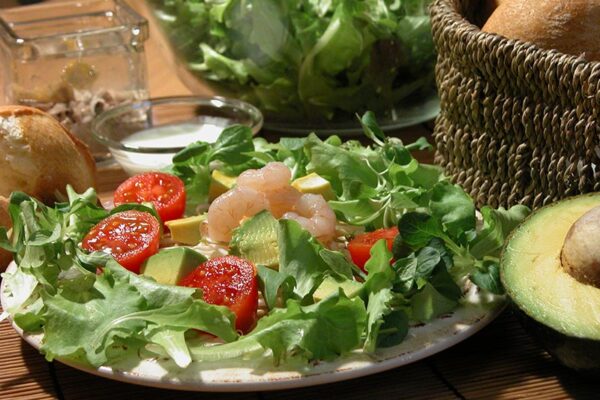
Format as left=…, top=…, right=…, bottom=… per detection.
left=2, top=1, right=600, bottom=399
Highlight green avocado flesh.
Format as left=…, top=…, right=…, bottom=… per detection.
left=141, top=247, right=207, bottom=285
left=230, top=210, right=279, bottom=268
left=501, top=194, right=600, bottom=341
left=313, top=276, right=362, bottom=302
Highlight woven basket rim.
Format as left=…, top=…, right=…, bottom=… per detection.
left=430, top=0, right=600, bottom=113
left=430, top=0, right=600, bottom=67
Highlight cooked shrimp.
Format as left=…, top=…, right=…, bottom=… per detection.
left=208, top=162, right=337, bottom=242
left=237, top=162, right=302, bottom=217
left=237, top=162, right=291, bottom=193
left=207, top=187, right=268, bottom=242
left=282, top=193, right=336, bottom=242
left=266, top=186, right=302, bottom=218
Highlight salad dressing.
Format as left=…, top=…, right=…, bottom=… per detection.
left=112, top=120, right=227, bottom=175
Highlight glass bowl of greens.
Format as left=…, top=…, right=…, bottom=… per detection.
left=146, top=0, right=439, bottom=134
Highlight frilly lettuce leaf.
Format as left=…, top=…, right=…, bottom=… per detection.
left=190, top=292, right=366, bottom=365
left=149, top=0, right=436, bottom=120
left=1, top=190, right=238, bottom=368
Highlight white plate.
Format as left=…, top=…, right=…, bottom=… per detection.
left=1, top=261, right=504, bottom=392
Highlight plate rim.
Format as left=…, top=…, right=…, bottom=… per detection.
left=1, top=261, right=505, bottom=392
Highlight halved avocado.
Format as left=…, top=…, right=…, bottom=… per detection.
left=501, top=194, right=600, bottom=373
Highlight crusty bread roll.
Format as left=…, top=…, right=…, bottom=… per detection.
left=0, top=196, right=12, bottom=272
left=482, top=0, right=600, bottom=62
left=0, top=105, right=96, bottom=203
left=481, top=0, right=505, bottom=24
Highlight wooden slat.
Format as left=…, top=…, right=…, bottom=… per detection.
left=263, top=363, right=457, bottom=400
left=95, top=164, right=130, bottom=193
left=429, top=311, right=600, bottom=399
left=0, top=319, right=57, bottom=399
left=53, top=362, right=259, bottom=400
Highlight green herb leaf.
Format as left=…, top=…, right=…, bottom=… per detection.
left=257, top=265, right=295, bottom=310
left=469, top=205, right=531, bottom=259
left=319, top=249, right=355, bottom=280
left=210, top=125, right=255, bottom=164
left=277, top=219, right=329, bottom=301
left=398, top=212, right=446, bottom=249
left=364, top=288, right=395, bottom=352
left=429, top=181, right=476, bottom=242
left=376, top=309, right=409, bottom=348
left=470, top=259, right=505, bottom=295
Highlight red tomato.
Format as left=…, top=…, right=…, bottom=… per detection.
left=347, top=227, right=399, bottom=272
left=114, top=172, right=186, bottom=223
left=180, top=255, right=258, bottom=334
left=82, top=210, right=160, bottom=274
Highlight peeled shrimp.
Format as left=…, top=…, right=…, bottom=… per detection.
left=237, top=162, right=301, bottom=218
left=282, top=193, right=336, bottom=242
left=265, top=186, right=302, bottom=218
left=207, top=187, right=268, bottom=242
left=207, top=162, right=337, bottom=243
left=237, top=162, right=291, bottom=193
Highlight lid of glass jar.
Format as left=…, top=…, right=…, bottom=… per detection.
left=0, top=0, right=148, bottom=59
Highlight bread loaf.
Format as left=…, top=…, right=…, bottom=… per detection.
left=481, top=0, right=504, bottom=24
left=0, top=105, right=96, bottom=203
left=482, top=0, right=600, bottom=62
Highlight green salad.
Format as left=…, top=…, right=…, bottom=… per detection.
left=149, top=0, right=437, bottom=121
left=0, top=113, right=529, bottom=369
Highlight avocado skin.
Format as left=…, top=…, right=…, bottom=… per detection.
left=512, top=305, right=600, bottom=375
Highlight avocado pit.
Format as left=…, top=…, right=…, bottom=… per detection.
left=561, top=205, right=600, bottom=288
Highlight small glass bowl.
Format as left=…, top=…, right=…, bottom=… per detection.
left=91, top=96, right=263, bottom=175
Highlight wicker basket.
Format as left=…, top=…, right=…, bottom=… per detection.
left=430, top=0, right=600, bottom=209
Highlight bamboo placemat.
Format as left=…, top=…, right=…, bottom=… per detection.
left=4, top=308, right=600, bottom=399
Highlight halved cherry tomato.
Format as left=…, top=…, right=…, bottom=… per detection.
left=347, top=227, right=399, bottom=272
left=179, top=255, right=258, bottom=334
left=114, top=172, right=186, bottom=223
left=82, top=210, right=160, bottom=274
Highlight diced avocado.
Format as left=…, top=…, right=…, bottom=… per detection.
left=209, top=170, right=237, bottom=201
left=140, top=247, right=207, bottom=285
left=165, top=215, right=205, bottom=245
left=230, top=210, right=279, bottom=268
left=313, top=276, right=362, bottom=302
left=291, top=172, right=335, bottom=200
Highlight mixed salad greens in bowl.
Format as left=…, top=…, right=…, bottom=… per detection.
left=146, top=0, right=440, bottom=132
left=0, top=113, right=528, bottom=372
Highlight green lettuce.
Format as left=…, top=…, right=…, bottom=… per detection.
left=0, top=113, right=531, bottom=369
left=148, top=0, right=436, bottom=121
left=0, top=191, right=238, bottom=369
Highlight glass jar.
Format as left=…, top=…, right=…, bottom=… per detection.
left=0, top=0, right=149, bottom=162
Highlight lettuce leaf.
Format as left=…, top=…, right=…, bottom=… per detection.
left=1, top=190, right=238, bottom=368
left=190, top=292, right=366, bottom=364
left=149, top=0, right=436, bottom=120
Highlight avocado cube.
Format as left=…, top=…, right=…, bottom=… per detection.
left=291, top=173, right=335, bottom=200
left=140, top=247, right=207, bottom=285
left=165, top=215, right=205, bottom=245
left=209, top=170, right=237, bottom=201
left=230, top=210, right=279, bottom=268
left=313, top=276, right=362, bottom=302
